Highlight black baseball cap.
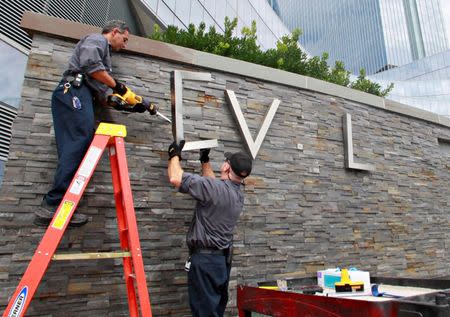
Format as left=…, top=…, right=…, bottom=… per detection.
left=224, top=152, right=253, bottom=178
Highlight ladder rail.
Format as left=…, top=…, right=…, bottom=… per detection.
left=109, top=139, right=139, bottom=317
left=2, top=123, right=153, bottom=317
left=113, top=137, right=152, bottom=316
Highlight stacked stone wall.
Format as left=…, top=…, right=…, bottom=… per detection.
left=0, top=33, right=449, bottom=316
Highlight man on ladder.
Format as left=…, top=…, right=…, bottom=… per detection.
left=34, top=19, right=158, bottom=227
left=3, top=122, right=153, bottom=317
left=3, top=17, right=171, bottom=317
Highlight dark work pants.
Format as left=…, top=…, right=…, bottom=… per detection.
left=44, top=81, right=94, bottom=206
left=188, top=253, right=231, bottom=317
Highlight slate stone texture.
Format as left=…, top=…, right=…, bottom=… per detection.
left=0, top=33, right=449, bottom=316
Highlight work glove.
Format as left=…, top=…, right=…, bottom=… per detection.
left=199, top=148, right=210, bottom=163
left=168, top=140, right=185, bottom=160
left=113, top=79, right=127, bottom=96
left=146, top=103, right=158, bottom=115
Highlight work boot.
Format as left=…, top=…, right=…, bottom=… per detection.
left=33, top=200, right=89, bottom=227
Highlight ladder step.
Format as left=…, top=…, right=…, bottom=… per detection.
left=52, top=251, right=131, bottom=261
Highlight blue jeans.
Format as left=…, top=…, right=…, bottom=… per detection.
left=44, top=81, right=94, bottom=206
left=188, top=253, right=231, bottom=317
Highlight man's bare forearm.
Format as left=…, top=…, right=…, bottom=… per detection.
left=168, top=157, right=183, bottom=188
left=201, top=162, right=215, bottom=178
left=90, top=70, right=116, bottom=88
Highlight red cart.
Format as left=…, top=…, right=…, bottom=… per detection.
left=237, top=277, right=450, bottom=317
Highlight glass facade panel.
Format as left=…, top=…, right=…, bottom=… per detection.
left=143, top=0, right=158, bottom=11
left=369, top=50, right=450, bottom=117
left=227, top=0, right=237, bottom=12
left=203, top=0, right=215, bottom=13
left=214, top=1, right=227, bottom=30
left=174, top=0, right=190, bottom=26
left=190, top=0, right=204, bottom=27
left=157, top=1, right=175, bottom=26
left=0, top=40, right=27, bottom=108
left=442, top=0, right=450, bottom=47
left=163, top=0, right=175, bottom=11
left=203, top=0, right=217, bottom=25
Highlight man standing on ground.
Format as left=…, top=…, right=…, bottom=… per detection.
left=167, top=140, right=253, bottom=316
left=34, top=20, right=151, bottom=227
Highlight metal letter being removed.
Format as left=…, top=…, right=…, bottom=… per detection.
left=171, top=70, right=218, bottom=151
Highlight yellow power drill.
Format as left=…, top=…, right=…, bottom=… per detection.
left=107, top=87, right=171, bottom=123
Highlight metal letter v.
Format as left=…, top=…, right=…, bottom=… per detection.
left=225, top=89, right=281, bottom=159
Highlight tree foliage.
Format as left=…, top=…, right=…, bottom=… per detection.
left=350, top=69, right=394, bottom=97
left=150, top=18, right=393, bottom=97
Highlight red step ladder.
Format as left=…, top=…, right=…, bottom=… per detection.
left=3, top=123, right=152, bottom=317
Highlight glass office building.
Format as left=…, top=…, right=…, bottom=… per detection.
left=138, top=0, right=291, bottom=50
left=275, top=0, right=448, bottom=75
left=266, top=0, right=281, bottom=16
left=368, top=50, right=450, bottom=117
left=273, top=0, right=450, bottom=117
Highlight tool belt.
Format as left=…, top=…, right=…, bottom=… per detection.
left=62, top=70, right=85, bottom=88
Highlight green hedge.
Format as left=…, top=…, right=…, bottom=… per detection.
left=150, top=17, right=393, bottom=97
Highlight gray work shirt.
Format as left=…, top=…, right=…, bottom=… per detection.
left=179, top=172, right=245, bottom=250
left=66, top=33, right=113, bottom=97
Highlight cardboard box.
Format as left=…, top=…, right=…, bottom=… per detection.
left=317, top=268, right=371, bottom=293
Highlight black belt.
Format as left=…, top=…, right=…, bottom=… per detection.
left=192, top=248, right=227, bottom=255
